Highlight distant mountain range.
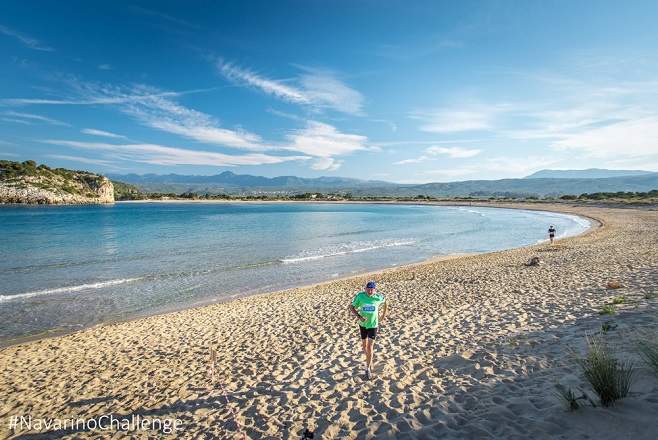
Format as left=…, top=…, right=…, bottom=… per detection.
left=409, top=173, right=658, bottom=198
left=107, top=169, right=658, bottom=198
left=524, top=169, right=654, bottom=179
left=106, top=171, right=395, bottom=188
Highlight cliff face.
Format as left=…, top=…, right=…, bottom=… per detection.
left=0, top=161, right=114, bottom=204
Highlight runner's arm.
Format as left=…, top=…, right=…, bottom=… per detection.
left=380, top=299, right=389, bottom=322
left=349, top=304, right=365, bottom=322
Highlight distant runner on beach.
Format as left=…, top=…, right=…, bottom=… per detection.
left=548, top=225, right=556, bottom=244
left=349, top=281, right=389, bottom=380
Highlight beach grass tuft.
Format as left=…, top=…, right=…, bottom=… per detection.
left=612, top=296, right=628, bottom=304
left=598, top=305, right=615, bottom=315
left=569, top=335, right=637, bottom=406
left=601, top=321, right=617, bottom=334
left=553, top=383, right=596, bottom=411
left=635, top=330, right=658, bottom=375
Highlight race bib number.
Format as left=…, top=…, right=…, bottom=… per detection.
left=362, top=304, right=376, bottom=313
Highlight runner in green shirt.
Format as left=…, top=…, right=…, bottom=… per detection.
left=349, top=281, right=389, bottom=380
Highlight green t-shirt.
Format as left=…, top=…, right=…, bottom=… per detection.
left=352, top=291, right=386, bottom=329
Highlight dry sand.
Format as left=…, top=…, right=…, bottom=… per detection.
left=1, top=203, right=657, bottom=439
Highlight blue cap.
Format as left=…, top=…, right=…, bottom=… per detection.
left=366, top=281, right=376, bottom=289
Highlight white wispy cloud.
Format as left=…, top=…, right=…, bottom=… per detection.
left=1, top=117, right=31, bottom=125
left=394, top=156, right=430, bottom=165
left=284, top=121, right=373, bottom=162
left=217, top=60, right=364, bottom=115
left=43, top=140, right=310, bottom=167
left=0, top=150, right=20, bottom=158
left=311, top=157, right=342, bottom=171
left=0, top=25, right=54, bottom=51
left=394, top=145, right=481, bottom=165
left=218, top=61, right=309, bottom=104
left=550, top=117, right=658, bottom=159
left=1, top=92, right=134, bottom=106
left=1, top=98, right=84, bottom=106
left=63, top=82, right=270, bottom=151
left=5, top=78, right=375, bottom=170
left=426, top=146, right=481, bottom=158
left=82, top=128, right=126, bottom=138
left=1, top=85, right=271, bottom=152
left=44, top=154, right=115, bottom=167
left=297, top=66, right=364, bottom=115
left=4, top=111, right=69, bottom=125
left=424, top=154, right=557, bottom=181
left=371, top=119, right=398, bottom=132
left=412, top=108, right=494, bottom=133
left=266, top=108, right=303, bottom=121
left=494, top=61, right=658, bottom=163
left=410, top=65, right=658, bottom=172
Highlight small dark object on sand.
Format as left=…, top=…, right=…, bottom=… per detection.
left=526, top=256, right=542, bottom=266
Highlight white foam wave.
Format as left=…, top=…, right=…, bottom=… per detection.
left=457, top=207, right=485, bottom=216
left=0, top=278, right=142, bottom=303
left=281, top=240, right=415, bottom=264
left=569, top=215, right=591, bottom=229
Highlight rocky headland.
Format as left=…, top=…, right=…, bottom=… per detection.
left=0, top=160, right=114, bottom=204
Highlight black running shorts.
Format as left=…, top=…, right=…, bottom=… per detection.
left=359, top=325, right=378, bottom=340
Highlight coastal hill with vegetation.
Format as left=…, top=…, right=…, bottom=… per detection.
left=0, top=160, right=115, bottom=205
left=2, top=159, right=657, bottom=205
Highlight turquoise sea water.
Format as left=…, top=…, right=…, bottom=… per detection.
left=0, top=202, right=589, bottom=344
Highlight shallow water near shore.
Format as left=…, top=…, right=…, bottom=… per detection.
left=0, top=202, right=588, bottom=343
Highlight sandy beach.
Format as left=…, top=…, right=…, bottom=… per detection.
left=1, top=203, right=657, bottom=439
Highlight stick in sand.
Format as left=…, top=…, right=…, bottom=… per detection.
left=208, top=348, right=217, bottom=377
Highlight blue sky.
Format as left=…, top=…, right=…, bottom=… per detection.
left=1, top=1, right=657, bottom=183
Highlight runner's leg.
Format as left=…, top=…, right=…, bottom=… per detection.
left=364, top=338, right=375, bottom=370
